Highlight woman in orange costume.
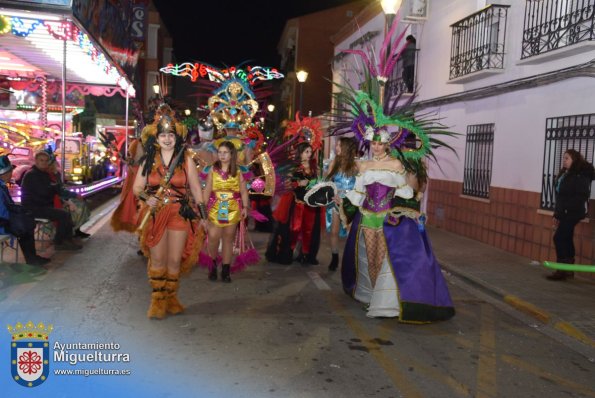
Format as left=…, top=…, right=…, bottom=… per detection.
left=111, top=137, right=143, bottom=232
left=133, top=115, right=207, bottom=319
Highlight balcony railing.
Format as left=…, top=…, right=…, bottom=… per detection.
left=386, top=49, right=419, bottom=98
left=522, top=0, right=595, bottom=59
left=449, top=4, right=510, bottom=80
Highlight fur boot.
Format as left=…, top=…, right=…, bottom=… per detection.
left=165, top=274, right=184, bottom=315
left=147, top=268, right=168, bottom=319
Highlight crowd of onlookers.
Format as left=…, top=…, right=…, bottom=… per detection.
left=0, top=149, right=91, bottom=267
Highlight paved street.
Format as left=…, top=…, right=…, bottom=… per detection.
left=1, top=196, right=594, bottom=397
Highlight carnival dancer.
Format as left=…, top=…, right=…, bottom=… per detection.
left=266, top=142, right=323, bottom=266
left=329, top=14, right=457, bottom=322
left=339, top=136, right=454, bottom=322
left=201, top=140, right=257, bottom=282
left=324, top=137, right=357, bottom=271
left=133, top=114, right=207, bottom=319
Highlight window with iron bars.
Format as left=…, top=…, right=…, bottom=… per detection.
left=540, top=113, right=595, bottom=210
left=463, top=124, right=495, bottom=199
left=522, top=0, right=595, bottom=59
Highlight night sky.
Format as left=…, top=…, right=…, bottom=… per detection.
left=152, top=0, right=357, bottom=68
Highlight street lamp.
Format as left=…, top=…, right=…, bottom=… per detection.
left=267, top=104, right=275, bottom=113
left=296, top=70, right=308, bottom=114
left=380, top=0, right=403, bottom=104
left=184, top=109, right=191, bottom=116
left=380, top=0, right=402, bottom=27
left=152, top=83, right=160, bottom=94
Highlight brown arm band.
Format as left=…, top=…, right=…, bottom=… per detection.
left=138, top=191, right=150, bottom=202
left=198, top=202, right=207, bottom=220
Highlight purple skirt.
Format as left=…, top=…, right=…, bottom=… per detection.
left=342, top=213, right=455, bottom=323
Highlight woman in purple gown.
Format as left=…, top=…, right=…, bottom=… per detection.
left=342, top=136, right=455, bottom=323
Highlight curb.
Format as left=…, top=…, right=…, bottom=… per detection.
left=503, top=295, right=550, bottom=323
left=439, top=260, right=595, bottom=349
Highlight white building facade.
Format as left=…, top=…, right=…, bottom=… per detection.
left=332, top=0, right=594, bottom=265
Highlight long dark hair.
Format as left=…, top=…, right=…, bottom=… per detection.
left=327, top=137, right=357, bottom=180
left=558, top=149, right=594, bottom=178
left=295, top=142, right=316, bottom=174
left=213, top=141, right=238, bottom=177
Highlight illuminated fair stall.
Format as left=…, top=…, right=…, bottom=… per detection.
left=0, top=0, right=141, bottom=197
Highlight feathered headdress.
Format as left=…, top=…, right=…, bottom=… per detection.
left=329, top=16, right=458, bottom=164
left=283, top=112, right=323, bottom=152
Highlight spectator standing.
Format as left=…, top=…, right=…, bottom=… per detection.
left=547, top=149, right=594, bottom=280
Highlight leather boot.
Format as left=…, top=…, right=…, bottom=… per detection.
left=300, top=254, right=308, bottom=267
left=165, top=274, right=184, bottom=315
left=306, top=255, right=319, bottom=265
left=328, top=253, right=339, bottom=271
left=147, top=268, right=167, bottom=319
left=208, top=259, right=218, bottom=281
left=221, top=264, right=231, bottom=283
left=546, top=270, right=570, bottom=281
left=546, top=258, right=575, bottom=281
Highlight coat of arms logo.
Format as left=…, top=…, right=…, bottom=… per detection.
left=7, top=321, right=53, bottom=387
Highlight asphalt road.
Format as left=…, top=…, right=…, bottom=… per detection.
left=1, top=196, right=594, bottom=397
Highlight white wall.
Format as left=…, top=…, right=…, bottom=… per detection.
left=427, top=76, right=595, bottom=193
left=331, top=0, right=595, bottom=195
left=332, top=14, right=385, bottom=89
left=416, top=0, right=595, bottom=101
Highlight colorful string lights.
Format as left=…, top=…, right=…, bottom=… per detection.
left=159, top=63, right=284, bottom=85
left=0, top=15, right=11, bottom=35
left=0, top=15, right=133, bottom=93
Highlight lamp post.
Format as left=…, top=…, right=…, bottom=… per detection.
left=152, top=83, right=160, bottom=95
left=380, top=0, right=402, bottom=28
left=379, top=0, right=403, bottom=106
left=296, top=70, right=308, bottom=114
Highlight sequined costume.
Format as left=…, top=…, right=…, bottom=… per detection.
left=138, top=157, right=203, bottom=274
left=342, top=168, right=455, bottom=323
left=325, top=172, right=356, bottom=238
left=266, top=164, right=323, bottom=264
left=207, top=168, right=242, bottom=226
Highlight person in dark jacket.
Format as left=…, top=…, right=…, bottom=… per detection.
left=402, top=35, right=417, bottom=93
left=21, top=151, right=82, bottom=251
left=0, top=155, right=51, bottom=266
left=547, top=149, right=594, bottom=280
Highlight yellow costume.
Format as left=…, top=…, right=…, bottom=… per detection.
left=208, top=168, right=242, bottom=226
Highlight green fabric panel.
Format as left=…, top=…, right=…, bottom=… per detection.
left=342, top=197, right=358, bottom=225
left=360, top=212, right=385, bottom=228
